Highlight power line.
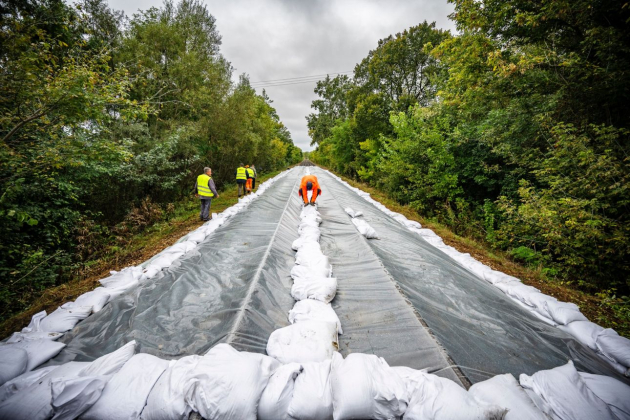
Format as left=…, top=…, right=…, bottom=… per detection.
left=250, top=71, right=353, bottom=88
left=250, top=71, right=353, bottom=85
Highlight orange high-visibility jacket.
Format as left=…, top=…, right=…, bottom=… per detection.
left=299, top=175, right=321, bottom=203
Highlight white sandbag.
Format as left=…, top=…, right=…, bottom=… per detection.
left=0, top=347, right=28, bottom=386
left=186, top=344, right=278, bottom=420
left=292, top=233, right=321, bottom=251
left=498, top=283, right=540, bottom=306
left=295, top=242, right=325, bottom=265
left=80, top=340, right=136, bottom=377
left=82, top=353, right=169, bottom=420
left=185, top=229, right=206, bottom=243
left=579, top=372, right=630, bottom=419
left=596, top=329, right=630, bottom=369
left=288, top=357, right=337, bottom=420
left=0, top=361, right=88, bottom=420
left=344, top=208, right=357, bottom=218
left=395, top=367, right=504, bottom=420
left=351, top=218, right=379, bottom=239
left=258, top=363, right=302, bottom=420
left=331, top=353, right=407, bottom=420
left=0, top=365, right=58, bottom=403
left=141, top=356, right=198, bottom=420
left=291, top=275, right=337, bottom=304
left=100, top=266, right=143, bottom=289
left=557, top=321, right=604, bottom=350
left=520, top=292, right=558, bottom=317
left=70, top=287, right=111, bottom=313
left=39, top=306, right=93, bottom=333
left=291, top=263, right=332, bottom=280
left=289, top=299, right=343, bottom=334
left=266, top=321, right=338, bottom=364
left=469, top=373, right=547, bottom=420
left=8, top=338, right=66, bottom=371
left=21, top=310, right=47, bottom=333
left=51, top=375, right=108, bottom=420
left=519, top=360, right=616, bottom=420
left=543, top=301, right=588, bottom=326
left=8, top=330, right=63, bottom=343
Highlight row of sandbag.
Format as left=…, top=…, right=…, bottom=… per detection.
left=324, top=169, right=630, bottom=378
left=3, top=337, right=628, bottom=420
left=0, top=170, right=290, bottom=388
left=344, top=207, right=379, bottom=239
left=266, top=204, right=341, bottom=366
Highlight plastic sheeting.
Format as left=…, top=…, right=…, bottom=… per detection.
left=47, top=169, right=303, bottom=363
left=312, top=167, right=629, bottom=385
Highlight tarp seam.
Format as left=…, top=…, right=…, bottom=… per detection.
left=226, top=169, right=301, bottom=344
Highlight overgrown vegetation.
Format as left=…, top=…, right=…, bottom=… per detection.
left=0, top=0, right=302, bottom=322
left=308, top=1, right=630, bottom=323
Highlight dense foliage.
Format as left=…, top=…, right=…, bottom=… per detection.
left=0, top=0, right=301, bottom=319
left=309, top=4, right=630, bottom=295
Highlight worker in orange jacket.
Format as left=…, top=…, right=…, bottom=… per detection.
left=299, top=174, right=321, bottom=205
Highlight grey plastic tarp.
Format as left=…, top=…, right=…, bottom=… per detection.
left=47, top=166, right=629, bottom=387
left=311, top=167, right=630, bottom=385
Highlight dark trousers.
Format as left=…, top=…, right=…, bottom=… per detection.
left=252, top=178, right=256, bottom=190
left=200, top=198, right=212, bottom=221
left=237, top=181, right=247, bottom=196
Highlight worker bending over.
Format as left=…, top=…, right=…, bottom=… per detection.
left=299, top=174, right=321, bottom=206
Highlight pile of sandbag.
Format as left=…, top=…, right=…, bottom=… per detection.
left=269, top=202, right=341, bottom=365
left=325, top=168, right=630, bottom=377
left=344, top=207, right=378, bottom=239
left=0, top=170, right=292, bottom=388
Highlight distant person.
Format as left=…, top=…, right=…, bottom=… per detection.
left=235, top=163, right=249, bottom=197
left=299, top=174, right=321, bottom=206
left=245, top=165, right=254, bottom=194
left=195, top=167, right=219, bottom=221
left=251, top=165, right=258, bottom=190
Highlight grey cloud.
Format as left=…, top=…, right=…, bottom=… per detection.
left=109, top=0, right=456, bottom=150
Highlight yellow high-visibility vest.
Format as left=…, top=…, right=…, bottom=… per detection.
left=236, top=167, right=247, bottom=180
left=197, top=174, right=214, bottom=197
left=246, top=168, right=254, bottom=178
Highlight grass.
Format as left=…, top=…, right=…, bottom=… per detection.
left=328, top=170, right=630, bottom=338
left=0, top=170, right=281, bottom=339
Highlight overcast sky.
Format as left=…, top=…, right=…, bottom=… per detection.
left=108, top=0, right=456, bottom=151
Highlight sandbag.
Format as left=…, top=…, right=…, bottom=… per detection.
left=331, top=353, right=407, bottom=420
left=141, top=356, right=199, bottom=420
left=0, top=347, right=28, bottom=386
left=469, top=373, right=547, bottom=420
left=100, top=266, right=143, bottom=289
left=295, top=249, right=329, bottom=271
left=395, top=367, right=504, bottom=420
left=344, top=208, right=363, bottom=218
left=579, top=372, right=630, bottom=420
left=7, top=331, right=64, bottom=343
left=0, top=362, right=88, bottom=420
left=289, top=299, right=343, bottom=334
left=291, top=264, right=332, bottom=281
left=82, top=353, right=169, bottom=420
left=51, top=375, right=108, bottom=420
left=292, top=234, right=321, bottom=251
left=557, top=321, right=604, bottom=350
left=291, top=275, right=337, bottom=304
left=0, top=365, right=58, bottom=404
left=519, top=361, right=616, bottom=420
left=80, top=340, right=136, bottom=377
left=543, top=301, right=588, bottom=326
left=8, top=338, right=66, bottom=371
left=288, top=357, right=337, bottom=420
left=186, top=344, right=278, bottom=420
left=351, top=218, right=379, bottom=239
left=266, top=321, right=338, bottom=364
left=40, top=306, right=93, bottom=333
left=258, top=363, right=302, bottom=420
left=69, top=288, right=111, bottom=313
left=596, top=329, right=630, bottom=369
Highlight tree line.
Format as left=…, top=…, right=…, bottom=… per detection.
left=308, top=1, right=630, bottom=296
left=0, top=0, right=302, bottom=319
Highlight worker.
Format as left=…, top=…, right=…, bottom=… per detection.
left=298, top=174, right=321, bottom=205
left=250, top=165, right=258, bottom=190
left=245, top=165, right=254, bottom=194
left=195, top=167, right=219, bottom=221
left=235, top=163, right=249, bottom=197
